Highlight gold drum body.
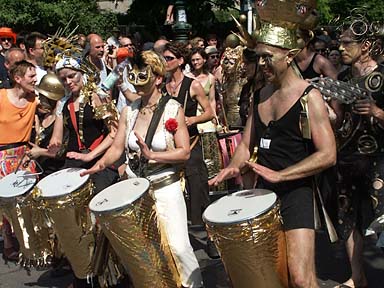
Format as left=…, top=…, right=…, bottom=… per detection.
left=35, top=168, right=95, bottom=279
left=89, top=177, right=180, bottom=288
left=203, top=189, right=288, bottom=288
left=0, top=171, right=52, bottom=267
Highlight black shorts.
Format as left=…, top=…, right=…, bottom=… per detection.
left=278, top=186, right=314, bottom=231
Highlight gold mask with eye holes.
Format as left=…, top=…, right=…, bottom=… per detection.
left=127, top=65, right=153, bottom=87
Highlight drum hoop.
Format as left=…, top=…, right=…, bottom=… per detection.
left=202, top=189, right=278, bottom=225
left=36, top=168, right=89, bottom=198
left=0, top=171, right=37, bottom=199
left=89, top=178, right=150, bottom=214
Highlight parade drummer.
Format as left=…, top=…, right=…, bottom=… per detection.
left=82, top=50, right=204, bottom=288
left=210, top=0, right=336, bottom=287
left=48, top=53, right=119, bottom=194
left=331, top=11, right=384, bottom=288
left=0, top=60, right=38, bottom=262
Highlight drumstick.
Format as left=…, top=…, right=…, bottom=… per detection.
left=14, top=153, right=28, bottom=174
left=316, top=185, right=338, bottom=243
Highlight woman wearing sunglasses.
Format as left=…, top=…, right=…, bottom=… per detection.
left=82, top=50, right=204, bottom=288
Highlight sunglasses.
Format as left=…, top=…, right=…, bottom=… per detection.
left=121, top=44, right=134, bottom=48
left=315, top=48, right=328, bottom=53
left=209, top=54, right=219, bottom=59
left=0, top=37, right=12, bottom=42
left=164, top=55, right=176, bottom=62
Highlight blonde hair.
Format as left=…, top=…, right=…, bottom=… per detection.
left=141, top=50, right=166, bottom=76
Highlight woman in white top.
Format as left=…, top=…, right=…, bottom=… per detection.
left=82, top=50, right=204, bottom=288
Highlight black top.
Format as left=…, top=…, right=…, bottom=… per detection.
left=294, top=53, right=320, bottom=80
left=62, top=100, right=106, bottom=152
left=253, top=87, right=313, bottom=192
left=175, top=76, right=199, bottom=137
left=0, top=55, right=11, bottom=89
left=337, top=64, right=384, bottom=155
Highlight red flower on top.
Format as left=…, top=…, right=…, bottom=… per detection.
left=165, top=118, right=178, bottom=133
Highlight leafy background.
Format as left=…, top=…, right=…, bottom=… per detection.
left=0, top=0, right=383, bottom=40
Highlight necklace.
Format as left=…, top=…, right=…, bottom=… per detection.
left=139, top=102, right=158, bottom=115
left=169, top=76, right=184, bottom=96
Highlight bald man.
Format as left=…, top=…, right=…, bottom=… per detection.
left=87, top=33, right=109, bottom=84
left=153, top=39, right=169, bottom=54
left=1, top=47, right=25, bottom=88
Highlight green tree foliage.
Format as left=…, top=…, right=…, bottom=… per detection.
left=0, top=0, right=118, bottom=37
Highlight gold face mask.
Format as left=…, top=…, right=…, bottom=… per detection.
left=127, top=65, right=153, bottom=86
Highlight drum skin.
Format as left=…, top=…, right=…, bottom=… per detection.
left=0, top=171, right=52, bottom=267
left=203, top=189, right=288, bottom=288
left=89, top=178, right=181, bottom=288
left=36, top=168, right=95, bottom=279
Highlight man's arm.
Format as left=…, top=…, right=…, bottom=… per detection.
left=249, top=88, right=336, bottom=183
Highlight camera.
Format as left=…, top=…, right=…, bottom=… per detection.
left=108, top=45, right=115, bottom=55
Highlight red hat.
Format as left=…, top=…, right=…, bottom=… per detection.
left=0, top=27, right=16, bottom=44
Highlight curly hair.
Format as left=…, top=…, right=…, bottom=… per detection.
left=339, top=9, right=384, bottom=57
left=133, top=50, right=166, bottom=76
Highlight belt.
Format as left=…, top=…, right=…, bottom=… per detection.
left=0, top=142, right=29, bottom=151
left=150, top=172, right=180, bottom=191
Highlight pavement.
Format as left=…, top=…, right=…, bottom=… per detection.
left=1, top=227, right=383, bottom=288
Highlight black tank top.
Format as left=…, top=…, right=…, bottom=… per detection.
left=63, top=100, right=106, bottom=152
left=253, top=87, right=314, bottom=192
left=175, top=76, right=199, bottom=137
left=294, top=53, right=320, bottom=79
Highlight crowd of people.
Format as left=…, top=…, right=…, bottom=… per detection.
left=0, top=3, right=384, bottom=288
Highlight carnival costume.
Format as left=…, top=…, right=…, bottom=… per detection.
left=124, top=97, right=203, bottom=287
left=337, top=60, right=384, bottom=238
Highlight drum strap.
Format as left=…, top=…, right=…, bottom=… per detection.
left=138, top=93, right=172, bottom=176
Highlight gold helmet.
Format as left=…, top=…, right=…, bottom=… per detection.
left=35, top=71, right=65, bottom=101
left=255, top=0, right=318, bottom=49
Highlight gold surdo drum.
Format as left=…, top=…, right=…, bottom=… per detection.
left=0, top=171, right=52, bottom=267
left=35, top=168, right=95, bottom=279
left=203, top=189, right=288, bottom=288
left=89, top=177, right=180, bottom=288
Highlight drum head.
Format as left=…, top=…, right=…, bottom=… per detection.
left=36, top=168, right=89, bottom=198
left=0, top=171, right=37, bottom=198
left=203, top=189, right=277, bottom=225
left=89, top=178, right=150, bottom=213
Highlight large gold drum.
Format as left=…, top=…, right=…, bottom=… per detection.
left=35, top=168, right=95, bottom=279
left=89, top=177, right=180, bottom=288
left=203, top=189, right=288, bottom=288
left=0, top=171, right=52, bottom=267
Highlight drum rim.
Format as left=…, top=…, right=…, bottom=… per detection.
left=0, top=171, right=37, bottom=199
left=89, top=177, right=150, bottom=214
left=36, top=167, right=89, bottom=198
left=202, top=189, right=277, bottom=225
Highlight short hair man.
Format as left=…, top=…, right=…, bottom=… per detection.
left=119, top=36, right=135, bottom=54
left=25, top=31, right=47, bottom=84
left=1, top=47, right=26, bottom=88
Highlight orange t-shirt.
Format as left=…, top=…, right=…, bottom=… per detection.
left=0, top=89, right=37, bottom=144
